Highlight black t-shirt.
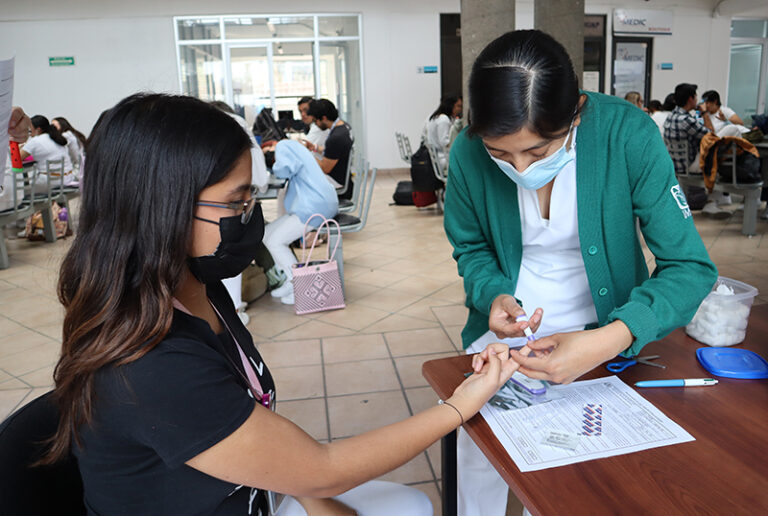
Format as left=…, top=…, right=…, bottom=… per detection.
left=74, top=281, right=275, bottom=516
left=324, top=121, right=354, bottom=200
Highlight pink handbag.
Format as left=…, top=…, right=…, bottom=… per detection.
left=292, top=214, right=345, bottom=315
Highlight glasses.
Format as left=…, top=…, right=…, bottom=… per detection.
left=196, top=191, right=259, bottom=224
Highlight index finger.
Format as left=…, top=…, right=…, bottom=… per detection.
left=509, top=348, right=549, bottom=373
left=499, top=296, right=524, bottom=317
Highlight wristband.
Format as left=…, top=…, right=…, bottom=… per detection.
left=438, top=399, right=464, bottom=426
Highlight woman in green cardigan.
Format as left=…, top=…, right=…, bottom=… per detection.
left=444, top=30, right=717, bottom=515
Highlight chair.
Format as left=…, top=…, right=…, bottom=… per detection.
left=403, top=134, right=413, bottom=158
left=0, top=167, right=35, bottom=269
left=330, top=164, right=378, bottom=290
left=338, top=153, right=365, bottom=214
left=425, top=143, right=447, bottom=213
left=31, top=159, right=68, bottom=242
left=665, top=138, right=763, bottom=236
left=395, top=132, right=414, bottom=164
left=335, top=145, right=355, bottom=200
left=334, top=163, right=376, bottom=233
left=0, top=391, right=86, bottom=515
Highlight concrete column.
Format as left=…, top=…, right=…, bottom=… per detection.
left=460, top=0, right=516, bottom=119
left=534, top=0, right=585, bottom=86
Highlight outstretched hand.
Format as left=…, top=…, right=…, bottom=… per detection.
left=449, top=343, right=521, bottom=421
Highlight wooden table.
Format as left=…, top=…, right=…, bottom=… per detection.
left=423, top=304, right=768, bottom=515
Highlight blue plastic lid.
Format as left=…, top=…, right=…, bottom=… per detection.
left=696, top=347, right=768, bottom=379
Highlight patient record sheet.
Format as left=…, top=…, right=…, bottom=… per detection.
left=480, top=375, right=694, bottom=472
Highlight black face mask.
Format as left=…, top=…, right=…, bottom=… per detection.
left=188, top=203, right=265, bottom=284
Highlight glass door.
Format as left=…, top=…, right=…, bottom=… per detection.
left=611, top=37, right=653, bottom=104
left=270, top=42, right=316, bottom=122
left=727, top=42, right=767, bottom=123
left=227, top=45, right=273, bottom=127
left=227, top=43, right=316, bottom=128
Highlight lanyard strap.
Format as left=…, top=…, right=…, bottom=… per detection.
left=173, top=297, right=271, bottom=408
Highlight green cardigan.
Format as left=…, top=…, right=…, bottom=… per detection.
left=443, top=92, right=717, bottom=356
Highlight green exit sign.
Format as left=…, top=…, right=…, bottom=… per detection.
left=49, top=56, right=75, bottom=67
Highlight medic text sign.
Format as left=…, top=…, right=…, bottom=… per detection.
left=613, top=9, right=673, bottom=35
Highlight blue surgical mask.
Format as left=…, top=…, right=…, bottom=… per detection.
left=486, top=123, right=576, bottom=190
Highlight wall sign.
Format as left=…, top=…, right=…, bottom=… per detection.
left=49, top=56, right=75, bottom=67
left=584, top=15, right=605, bottom=38
left=613, top=9, right=673, bottom=35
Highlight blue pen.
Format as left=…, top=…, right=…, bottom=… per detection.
left=635, top=379, right=718, bottom=388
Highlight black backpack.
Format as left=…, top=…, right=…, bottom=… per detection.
left=392, top=181, right=415, bottom=205
left=410, top=144, right=444, bottom=192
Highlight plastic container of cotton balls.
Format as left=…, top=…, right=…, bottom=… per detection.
left=685, top=277, right=759, bottom=347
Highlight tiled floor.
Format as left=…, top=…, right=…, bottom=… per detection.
left=1, top=168, right=767, bottom=514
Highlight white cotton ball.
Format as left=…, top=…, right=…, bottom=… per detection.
left=734, top=303, right=750, bottom=320
left=733, top=317, right=748, bottom=331
left=715, top=283, right=735, bottom=296
left=703, top=311, right=720, bottom=325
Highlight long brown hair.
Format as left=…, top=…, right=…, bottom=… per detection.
left=42, top=93, right=251, bottom=464
left=53, top=116, right=88, bottom=152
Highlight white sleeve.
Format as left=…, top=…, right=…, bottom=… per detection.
left=21, top=137, right=40, bottom=157
left=65, top=133, right=80, bottom=165
left=721, top=106, right=736, bottom=120
left=228, top=113, right=269, bottom=192
left=436, top=115, right=451, bottom=148
left=251, top=146, right=269, bottom=193
left=305, top=125, right=329, bottom=147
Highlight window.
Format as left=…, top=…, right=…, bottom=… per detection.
left=728, top=19, right=768, bottom=122
left=175, top=14, right=364, bottom=150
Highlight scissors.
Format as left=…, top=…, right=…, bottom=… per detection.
left=606, top=355, right=666, bottom=373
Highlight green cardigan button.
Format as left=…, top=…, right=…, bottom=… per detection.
left=588, top=245, right=598, bottom=255
left=598, top=287, right=608, bottom=296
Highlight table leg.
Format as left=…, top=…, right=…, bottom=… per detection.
left=441, top=429, right=457, bottom=516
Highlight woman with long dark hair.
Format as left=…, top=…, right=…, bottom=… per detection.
left=21, top=115, right=76, bottom=192
left=43, top=93, right=518, bottom=515
left=52, top=116, right=87, bottom=168
left=423, top=95, right=462, bottom=168
left=444, top=30, right=717, bottom=514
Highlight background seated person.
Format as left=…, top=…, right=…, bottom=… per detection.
left=649, top=94, right=675, bottom=136
left=663, top=83, right=713, bottom=174
left=623, top=91, right=645, bottom=111
left=298, top=96, right=329, bottom=159
left=209, top=101, right=271, bottom=324
left=423, top=95, right=462, bottom=170
left=263, top=140, right=339, bottom=305
left=51, top=117, right=87, bottom=171
left=306, top=99, right=354, bottom=200
left=664, top=84, right=730, bottom=216
left=701, top=90, right=752, bottom=138
left=210, top=101, right=270, bottom=195
left=20, top=115, right=76, bottom=194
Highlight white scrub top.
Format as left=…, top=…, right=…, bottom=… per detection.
left=470, top=130, right=597, bottom=352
